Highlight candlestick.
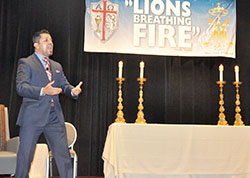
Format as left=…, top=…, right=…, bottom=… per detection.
left=233, top=81, right=244, bottom=126
left=115, top=77, right=126, bottom=123
left=135, top=77, right=147, bottom=124
left=219, top=64, right=224, bottom=82
left=140, top=61, right=144, bottom=79
left=216, top=81, right=228, bottom=126
left=235, top=65, right=239, bottom=82
left=118, top=61, right=123, bottom=79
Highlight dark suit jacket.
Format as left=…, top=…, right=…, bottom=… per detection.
left=16, top=53, right=76, bottom=127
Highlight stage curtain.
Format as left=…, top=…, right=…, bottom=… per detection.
left=1, top=0, right=250, bottom=176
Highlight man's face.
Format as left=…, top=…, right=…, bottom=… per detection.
left=34, top=33, right=53, bottom=57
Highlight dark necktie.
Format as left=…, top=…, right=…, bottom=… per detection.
left=43, top=57, right=52, bottom=81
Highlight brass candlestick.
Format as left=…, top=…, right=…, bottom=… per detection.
left=216, top=81, right=228, bottom=126
left=135, top=78, right=147, bottom=124
left=233, top=81, right=244, bottom=126
left=115, top=78, right=126, bottom=123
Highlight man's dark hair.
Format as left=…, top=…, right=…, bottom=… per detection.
left=32, top=29, right=50, bottom=44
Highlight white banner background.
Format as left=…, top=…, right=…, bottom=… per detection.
left=84, top=0, right=236, bottom=58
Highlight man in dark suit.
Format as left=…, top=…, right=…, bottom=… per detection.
left=15, top=29, right=82, bottom=178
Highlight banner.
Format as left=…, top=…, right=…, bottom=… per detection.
left=84, top=0, right=236, bottom=58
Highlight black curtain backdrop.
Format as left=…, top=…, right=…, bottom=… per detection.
left=1, top=0, right=250, bottom=176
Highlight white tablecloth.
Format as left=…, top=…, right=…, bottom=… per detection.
left=102, top=123, right=250, bottom=178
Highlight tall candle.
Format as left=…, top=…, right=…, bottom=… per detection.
left=219, top=64, right=224, bottom=82
left=140, top=61, right=144, bottom=79
left=118, top=61, right=123, bottom=78
left=235, top=65, right=239, bottom=82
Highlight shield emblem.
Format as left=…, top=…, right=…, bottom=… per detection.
left=90, top=0, right=119, bottom=41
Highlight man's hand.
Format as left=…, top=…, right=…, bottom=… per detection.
left=72, top=81, right=83, bottom=96
left=42, top=81, right=62, bottom=96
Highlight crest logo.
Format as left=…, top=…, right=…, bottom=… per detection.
left=204, top=3, right=233, bottom=49
left=90, top=0, right=119, bottom=41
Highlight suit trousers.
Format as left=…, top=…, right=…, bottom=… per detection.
left=15, top=106, right=73, bottom=178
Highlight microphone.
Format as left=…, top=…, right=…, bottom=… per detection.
left=46, top=67, right=49, bottom=71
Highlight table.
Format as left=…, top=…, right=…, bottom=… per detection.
left=102, top=123, right=250, bottom=178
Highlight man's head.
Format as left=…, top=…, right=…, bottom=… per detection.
left=33, top=29, right=53, bottom=57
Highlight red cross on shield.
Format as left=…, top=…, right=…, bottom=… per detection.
left=90, top=0, right=119, bottom=41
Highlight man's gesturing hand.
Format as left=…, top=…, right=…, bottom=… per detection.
left=43, top=81, right=62, bottom=96
left=71, top=81, right=83, bottom=96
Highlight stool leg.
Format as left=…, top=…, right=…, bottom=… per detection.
left=73, top=155, right=78, bottom=178
left=49, top=156, right=53, bottom=177
left=46, top=156, right=49, bottom=178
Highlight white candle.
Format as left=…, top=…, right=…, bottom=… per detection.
left=140, top=61, right=144, bottom=79
left=235, top=65, right=239, bottom=82
left=219, top=64, right=224, bottom=82
left=118, top=61, right=123, bottom=79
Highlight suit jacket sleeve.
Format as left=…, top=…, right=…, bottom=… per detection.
left=16, top=58, right=42, bottom=100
